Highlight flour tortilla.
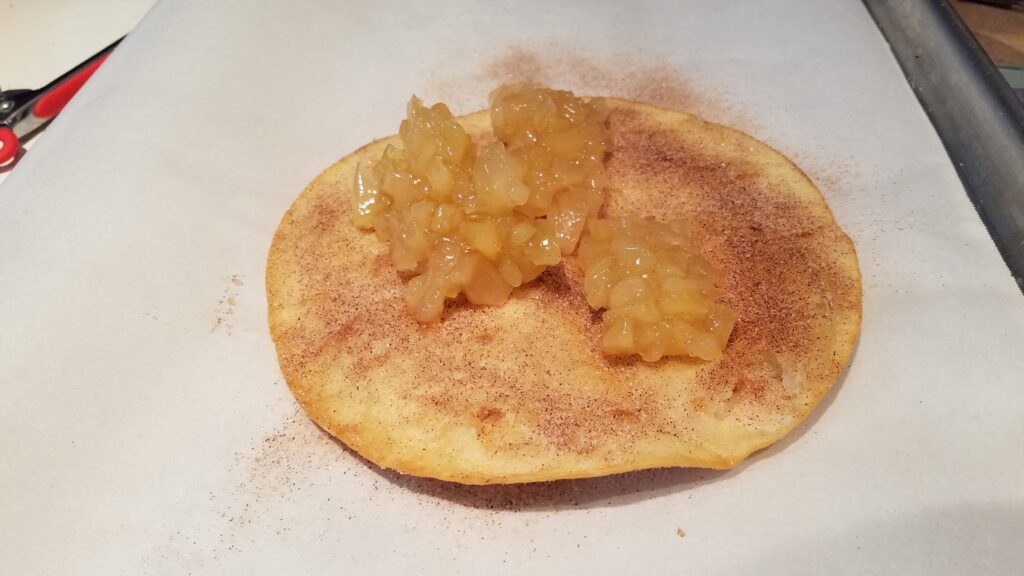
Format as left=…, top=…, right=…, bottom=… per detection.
left=267, top=99, right=862, bottom=485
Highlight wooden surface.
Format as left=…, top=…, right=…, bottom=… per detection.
left=952, top=0, right=1024, bottom=65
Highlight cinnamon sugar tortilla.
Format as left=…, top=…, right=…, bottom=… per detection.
left=266, top=99, right=861, bottom=485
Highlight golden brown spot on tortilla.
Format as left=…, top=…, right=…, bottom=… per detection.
left=476, top=406, right=504, bottom=423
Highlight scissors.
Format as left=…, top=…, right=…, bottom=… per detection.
left=0, top=38, right=121, bottom=166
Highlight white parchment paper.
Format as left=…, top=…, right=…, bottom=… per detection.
left=2, top=1, right=1023, bottom=574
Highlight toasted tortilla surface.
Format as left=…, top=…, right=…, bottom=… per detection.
left=267, top=99, right=862, bottom=485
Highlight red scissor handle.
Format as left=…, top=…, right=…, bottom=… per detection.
left=0, top=127, right=19, bottom=165
left=33, top=52, right=111, bottom=120
left=0, top=40, right=117, bottom=166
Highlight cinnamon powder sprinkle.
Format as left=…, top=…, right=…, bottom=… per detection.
left=267, top=97, right=860, bottom=483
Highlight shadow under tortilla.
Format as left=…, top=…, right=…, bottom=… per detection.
left=319, top=341, right=859, bottom=512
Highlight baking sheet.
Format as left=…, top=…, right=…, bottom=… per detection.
left=2, top=0, right=1023, bottom=574
left=865, top=0, right=1024, bottom=289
